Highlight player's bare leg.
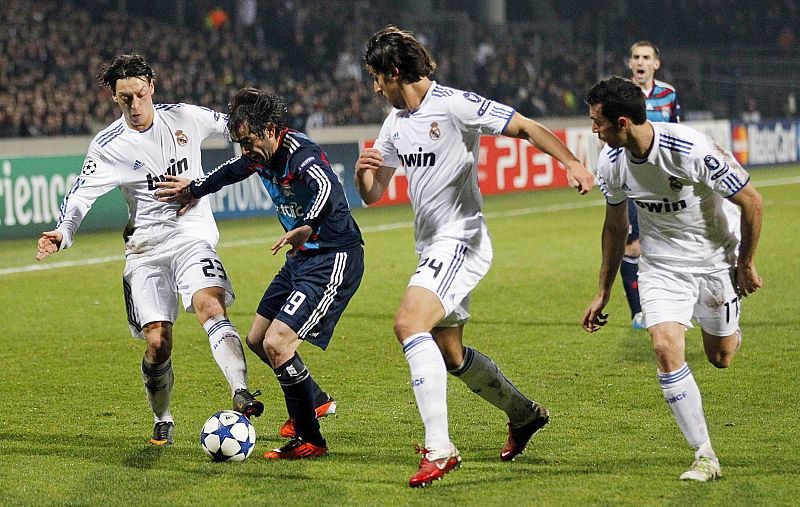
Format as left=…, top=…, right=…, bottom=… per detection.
left=651, top=322, right=720, bottom=481
left=394, top=286, right=461, bottom=487
left=701, top=328, right=741, bottom=369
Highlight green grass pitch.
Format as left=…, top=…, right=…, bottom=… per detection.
left=1, top=165, right=798, bottom=505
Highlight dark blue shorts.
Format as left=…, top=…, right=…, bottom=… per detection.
left=627, top=199, right=640, bottom=243
left=257, top=246, right=364, bottom=350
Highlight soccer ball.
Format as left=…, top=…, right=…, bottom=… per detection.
left=200, top=410, right=256, bottom=462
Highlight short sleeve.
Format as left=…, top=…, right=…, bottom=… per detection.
left=448, top=91, right=515, bottom=135
left=595, top=156, right=626, bottom=205
left=693, top=139, right=750, bottom=198
left=372, top=117, right=401, bottom=168
left=187, top=104, right=229, bottom=139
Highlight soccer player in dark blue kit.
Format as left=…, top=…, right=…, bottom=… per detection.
left=157, top=87, right=364, bottom=459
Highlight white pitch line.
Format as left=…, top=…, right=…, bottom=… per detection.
left=3, top=175, right=799, bottom=276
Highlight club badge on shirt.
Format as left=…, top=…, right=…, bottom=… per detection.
left=429, top=122, right=440, bottom=141
left=175, top=130, right=188, bottom=146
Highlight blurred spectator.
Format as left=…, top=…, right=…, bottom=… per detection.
left=1, top=0, right=798, bottom=139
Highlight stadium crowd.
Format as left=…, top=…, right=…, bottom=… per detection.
left=1, top=0, right=798, bottom=138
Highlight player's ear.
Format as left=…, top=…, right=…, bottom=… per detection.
left=390, top=66, right=401, bottom=80
left=653, top=59, right=661, bottom=71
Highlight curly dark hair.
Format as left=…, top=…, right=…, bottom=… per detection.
left=227, top=87, right=288, bottom=140
left=97, top=54, right=154, bottom=93
left=585, top=76, right=647, bottom=125
left=364, top=25, right=436, bottom=83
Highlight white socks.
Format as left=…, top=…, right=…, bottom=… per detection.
left=141, top=357, right=174, bottom=423
left=449, top=346, right=534, bottom=425
left=402, top=333, right=451, bottom=456
left=203, top=315, right=248, bottom=395
left=658, top=363, right=715, bottom=458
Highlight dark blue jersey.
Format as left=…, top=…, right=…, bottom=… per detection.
left=190, top=129, right=363, bottom=252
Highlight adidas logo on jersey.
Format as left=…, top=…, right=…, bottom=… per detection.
left=633, top=198, right=687, bottom=214
left=399, top=147, right=436, bottom=168
left=133, top=160, right=145, bottom=171
left=146, top=157, right=188, bottom=190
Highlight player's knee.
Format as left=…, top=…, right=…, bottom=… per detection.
left=393, top=316, right=420, bottom=343
left=192, top=290, right=226, bottom=322
left=245, top=333, right=262, bottom=353
left=144, top=323, right=172, bottom=362
left=708, top=352, right=733, bottom=369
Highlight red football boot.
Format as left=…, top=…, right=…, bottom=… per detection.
left=408, top=445, right=462, bottom=488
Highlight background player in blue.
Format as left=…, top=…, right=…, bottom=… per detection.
left=625, top=41, right=681, bottom=329
left=157, top=87, right=364, bottom=460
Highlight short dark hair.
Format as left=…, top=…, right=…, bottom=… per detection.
left=227, top=87, right=288, bottom=140
left=630, top=40, right=660, bottom=59
left=585, top=76, right=647, bottom=125
left=364, top=25, right=436, bottom=83
left=97, top=54, right=154, bottom=93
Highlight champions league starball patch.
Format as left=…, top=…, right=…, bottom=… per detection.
left=81, top=159, right=96, bottom=175
left=175, top=130, right=188, bottom=146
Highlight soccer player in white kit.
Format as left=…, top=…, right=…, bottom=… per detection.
left=35, top=54, right=262, bottom=445
left=581, top=76, right=764, bottom=481
left=355, top=26, right=595, bottom=487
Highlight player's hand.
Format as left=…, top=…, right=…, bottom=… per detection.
left=565, top=160, right=594, bottom=195
left=581, top=293, right=609, bottom=332
left=155, top=175, right=198, bottom=216
left=36, top=230, right=63, bottom=260
left=155, top=175, right=193, bottom=203
left=271, top=225, right=313, bottom=256
left=355, top=148, right=383, bottom=173
left=736, top=263, right=763, bottom=297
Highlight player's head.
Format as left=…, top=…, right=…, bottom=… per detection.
left=97, top=54, right=156, bottom=131
left=628, top=40, right=661, bottom=88
left=364, top=25, right=436, bottom=108
left=585, top=76, right=647, bottom=148
left=227, top=87, right=288, bottom=163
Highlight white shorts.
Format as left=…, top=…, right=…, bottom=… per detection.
left=638, top=265, right=740, bottom=336
left=122, top=235, right=235, bottom=338
left=408, top=233, right=493, bottom=327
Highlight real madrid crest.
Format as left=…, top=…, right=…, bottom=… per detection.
left=668, top=176, right=683, bottom=192
left=175, top=130, right=188, bottom=146
left=429, top=122, right=440, bottom=141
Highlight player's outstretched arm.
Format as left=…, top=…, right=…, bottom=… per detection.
left=355, top=148, right=396, bottom=205
left=502, top=113, right=594, bottom=194
left=36, top=231, right=63, bottom=261
left=729, top=183, right=764, bottom=296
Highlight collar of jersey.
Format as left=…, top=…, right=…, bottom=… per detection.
left=406, top=80, right=436, bottom=115
left=628, top=121, right=659, bottom=165
left=122, top=109, right=158, bottom=134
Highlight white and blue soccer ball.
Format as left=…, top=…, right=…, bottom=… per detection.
left=200, top=410, right=256, bottom=462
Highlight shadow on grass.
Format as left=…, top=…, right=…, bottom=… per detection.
left=123, top=444, right=170, bottom=469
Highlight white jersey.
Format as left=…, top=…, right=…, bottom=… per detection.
left=56, top=104, right=228, bottom=256
left=373, top=82, right=514, bottom=252
left=596, top=122, right=750, bottom=272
